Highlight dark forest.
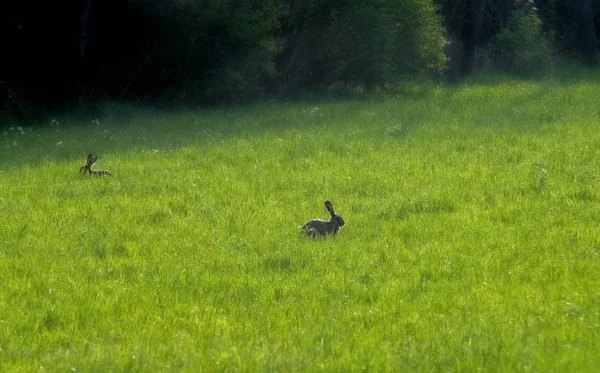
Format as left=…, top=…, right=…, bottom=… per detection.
left=1, top=0, right=598, bottom=118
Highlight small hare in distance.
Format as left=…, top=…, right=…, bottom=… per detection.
left=80, top=154, right=112, bottom=176
left=301, top=201, right=345, bottom=238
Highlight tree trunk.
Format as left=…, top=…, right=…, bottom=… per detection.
left=79, top=0, right=92, bottom=100
left=579, top=0, right=598, bottom=66
left=499, top=0, right=511, bottom=27
left=460, top=0, right=486, bottom=76
left=80, top=0, right=91, bottom=61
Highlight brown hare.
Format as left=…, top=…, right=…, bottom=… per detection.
left=80, top=154, right=112, bottom=176
left=301, top=201, right=345, bottom=238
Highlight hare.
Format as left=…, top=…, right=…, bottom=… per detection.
left=301, top=201, right=345, bottom=238
left=80, top=154, right=112, bottom=176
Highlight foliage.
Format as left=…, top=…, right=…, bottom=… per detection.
left=278, top=0, right=448, bottom=93
left=1, top=0, right=599, bottom=112
left=535, top=0, right=600, bottom=54
left=484, top=6, right=554, bottom=75
left=2, top=72, right=600, bottom=370
left=130, top=0, right=283, bottom=104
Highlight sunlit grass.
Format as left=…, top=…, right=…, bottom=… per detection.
left=1, top=72, right=600, bottom=371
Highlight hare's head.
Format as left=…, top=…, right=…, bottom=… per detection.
left=79, top=154, right=97, bottom=174
left=301, top=200, right=345, bottom=238
left=324, top=200, right=345, bottom=233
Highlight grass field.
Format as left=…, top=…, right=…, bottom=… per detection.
left=1, top=71, right=600, bottom=371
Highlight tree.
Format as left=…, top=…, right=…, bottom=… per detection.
left=579, top=0, right=598, bottom=65
left=278, top=0, right=447, bottom=92
left=459, top=0, right=486, bottom=75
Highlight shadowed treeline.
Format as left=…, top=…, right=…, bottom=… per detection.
left=0, top=0, right=598, bottom=119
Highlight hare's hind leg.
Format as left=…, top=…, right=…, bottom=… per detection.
left=301, top=223, right=318, bottom=238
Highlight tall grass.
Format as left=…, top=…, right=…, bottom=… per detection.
left=1, top=72, right=600, bottom=371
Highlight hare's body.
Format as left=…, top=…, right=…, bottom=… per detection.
left=89, top=169, right=113, bottom=176
left=302, top=201, right=345, bottom=238
left=80, top=154, right=112, bottom=176
left=302, top=219, right=340, bottom=237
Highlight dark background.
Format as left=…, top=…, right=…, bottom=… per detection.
left=1, top=0, right=598, bottom=118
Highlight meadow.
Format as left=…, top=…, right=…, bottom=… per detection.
left=1, top=71, right=600, bottom=371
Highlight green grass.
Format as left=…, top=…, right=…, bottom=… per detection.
left=1, top=72, right=600, bottom=371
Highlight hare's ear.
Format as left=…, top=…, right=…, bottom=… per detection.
left=90, top=155, right=98, bottom=165
left=86, top=154, right=93, bottom=164
left=324, top=201, right=335, bottom=215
